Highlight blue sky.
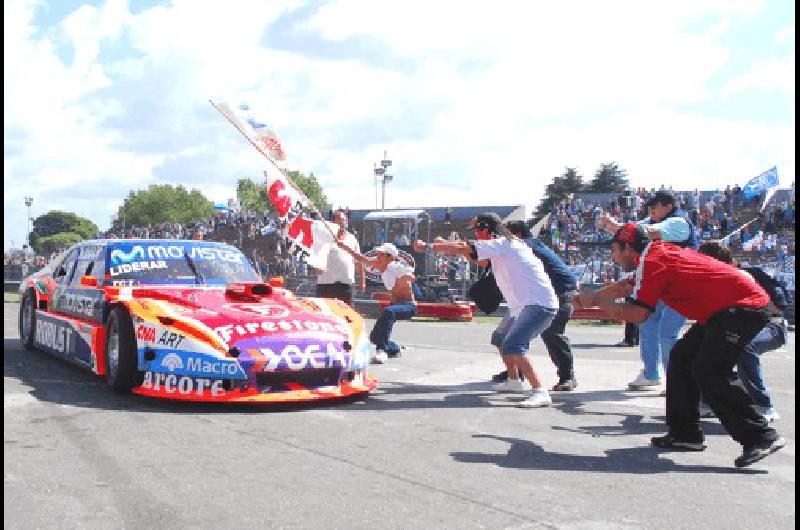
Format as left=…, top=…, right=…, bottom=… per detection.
left=4, top=0, right=795, bottom=250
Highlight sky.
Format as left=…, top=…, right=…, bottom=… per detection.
left=3, top=0, right=795, bottom=251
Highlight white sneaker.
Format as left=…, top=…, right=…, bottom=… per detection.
left=371, top=350, right=388, bottom=364
left=492, top=379, right=527, bottom=393
left=627, top=370, right=661, bottom=390
left=518, top=389, right=552, bottom=408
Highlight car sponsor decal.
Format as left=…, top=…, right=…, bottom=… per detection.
left=146, top=350, right=245, bottom=378
left=214, top=319, right=350, bottom=343
left=33, top=313, right=93, bottom=365
left=35, top=279, right=49, bottom=295
left=221, top=303, right=290, bottom=318
left=140, top=371, right=227, bottom=397
left=235, top=339, right=352, bottom=372
left=53, top=288, right=104, bottom=322
left=109, top=243, right=243, bottom=265
left=136, top=324, right=186, bottom=349
left=108, top=260, right=168, bottom=277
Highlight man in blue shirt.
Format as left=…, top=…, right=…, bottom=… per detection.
left=492, top=220, right=579, bottom=391
left=597, top=190, right=698, bottom=390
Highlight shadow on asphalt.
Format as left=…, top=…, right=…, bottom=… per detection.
left=450, top=434, right=767, bottom=475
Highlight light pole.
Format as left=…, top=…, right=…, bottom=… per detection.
left=373, top=150, right=392, bottom=210
left=24, top=196, right=33, bottom=246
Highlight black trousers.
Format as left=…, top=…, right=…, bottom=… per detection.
left=540, top=293, right=575, bottom=380
left=315, top=282, right=353, bottom=306
left=666, top=306, right=779, bottom=446
left=624, top=322, right=639, bottom=345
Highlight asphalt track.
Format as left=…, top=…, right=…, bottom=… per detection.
left=4, top=302, right=795, bottom=529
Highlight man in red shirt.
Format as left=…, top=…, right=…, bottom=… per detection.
left=577, top=223, right=785, bottom=467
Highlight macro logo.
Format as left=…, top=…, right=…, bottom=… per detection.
left=161, top=353, right=184, bottom=372
left=110, top=245, right=145, bottom=265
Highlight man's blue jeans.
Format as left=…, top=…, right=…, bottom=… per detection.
left=370, top=303, right=417, bottom=354
left=639, top=300, right=686, bottom=380
left=737, top=320, right=788, bottom=409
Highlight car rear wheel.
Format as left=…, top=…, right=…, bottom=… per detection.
left=104, top=306, right=142, bottom=393
left=18, top=289, right=36, bottom=350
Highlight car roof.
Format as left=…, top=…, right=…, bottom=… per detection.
left=77, top=239, right=239, bottom=248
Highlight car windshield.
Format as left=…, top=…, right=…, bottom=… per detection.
left=104, top=241, right=260, bottom=286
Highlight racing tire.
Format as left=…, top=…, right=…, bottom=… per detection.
left=104, top=306, right=143, bottom=393
left=18, top=289, right=37, bottom=351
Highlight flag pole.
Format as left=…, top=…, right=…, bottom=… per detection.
left=210, top=100, right=338, bottom=241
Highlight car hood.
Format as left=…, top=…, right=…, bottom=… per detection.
left=109, top=285, right=363, bottom=354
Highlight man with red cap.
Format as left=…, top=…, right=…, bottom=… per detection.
left=577, top=222, right=785, bottom=467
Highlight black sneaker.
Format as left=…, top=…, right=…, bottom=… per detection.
left=651, top=434, right=706, bottom=451
left=735, top=437, right=786, bottom=468
left=491, top=371, right=509, bottom=382
left=386, top=350, right=401, bottom=358
left=552, top=378, right=578, bottom=391
left=491, top=371, right=525, bottom=383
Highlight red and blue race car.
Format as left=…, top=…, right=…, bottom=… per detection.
left=18, top=239, right=376, bottom=402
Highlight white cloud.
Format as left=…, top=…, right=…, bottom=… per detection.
left=721, top=54, right=795, bottom=98
left=3, top=0, right=795, bottom=251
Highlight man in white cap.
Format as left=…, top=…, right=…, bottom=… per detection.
left=337, top=241, right=416, bottom=364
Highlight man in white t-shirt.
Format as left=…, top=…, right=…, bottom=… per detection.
left=314, top=210, right=365, bottom=306
left=337, top=241, right=416, bottom=364
left=413, top=212, right=559, bottom=408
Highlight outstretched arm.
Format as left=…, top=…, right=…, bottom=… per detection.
left=575, top=285, right=651, bottom=323
left=413, top=239, right=489, bottom=267
left=337, top=240, right=374, bottom=265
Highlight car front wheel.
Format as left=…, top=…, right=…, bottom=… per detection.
left=104, top=306, right=142, bottom=393
left=18, top=289, right=37, bottom=350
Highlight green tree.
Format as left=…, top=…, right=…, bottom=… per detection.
left=585, top=162, right=629, bottom=193
left=30, top=211, right=98, bottom=254
left=239, top=170, right=332, bottom=216
left=35, top=232, right=85, bottom=255
left=116, top=184, right=216, bottom=228
left=236, top=178, right=270, bottom=214
left=535, top=167, right=586, bottom=217
left=287, top=170, right=332, bottom=214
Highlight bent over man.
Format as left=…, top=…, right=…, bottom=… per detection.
left=578, top=223, right=785, bottom=467
left=414, top=213, right=559, bottom=408
left=493, top=220, right=578, bottom=391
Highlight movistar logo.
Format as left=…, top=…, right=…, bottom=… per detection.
left=111, top=246, right=145, bottom=265
left=161, top=353, right=184, bottom=371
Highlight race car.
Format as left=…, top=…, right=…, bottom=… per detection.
left=18, top=239, right=377, bottom=403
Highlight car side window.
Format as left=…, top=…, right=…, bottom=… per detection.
left=55, top=249, right=79, bottom=284
left=70, top=258, right=95, bottom=286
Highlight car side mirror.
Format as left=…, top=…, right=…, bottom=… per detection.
left=56, top=266, right=67, bottom=277
left=80, top=275, right=97, bottom=287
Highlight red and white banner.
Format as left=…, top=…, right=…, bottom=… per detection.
left=212, top=100, right=337, bottom=270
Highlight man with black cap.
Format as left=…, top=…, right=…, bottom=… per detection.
left=413, top=213, right=559, bottom=408
left=597, top=190, right=699, bottom=391
left=492, top=220, right=579, bottom=391
left=576, top=223, right=785, bottom=467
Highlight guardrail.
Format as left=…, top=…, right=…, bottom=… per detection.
left=5, top=280, right=20, bottom=293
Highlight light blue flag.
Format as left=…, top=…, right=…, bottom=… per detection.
left=742, top=166, right=779, bottom=200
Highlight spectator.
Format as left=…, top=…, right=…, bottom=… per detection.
left=313, top=210, right=365, bottom=306
left=414, top=213, right=559, bottom=408
left=578, top=222, right=785, bottom=467
left=337, top=242, right=416, bottom=364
